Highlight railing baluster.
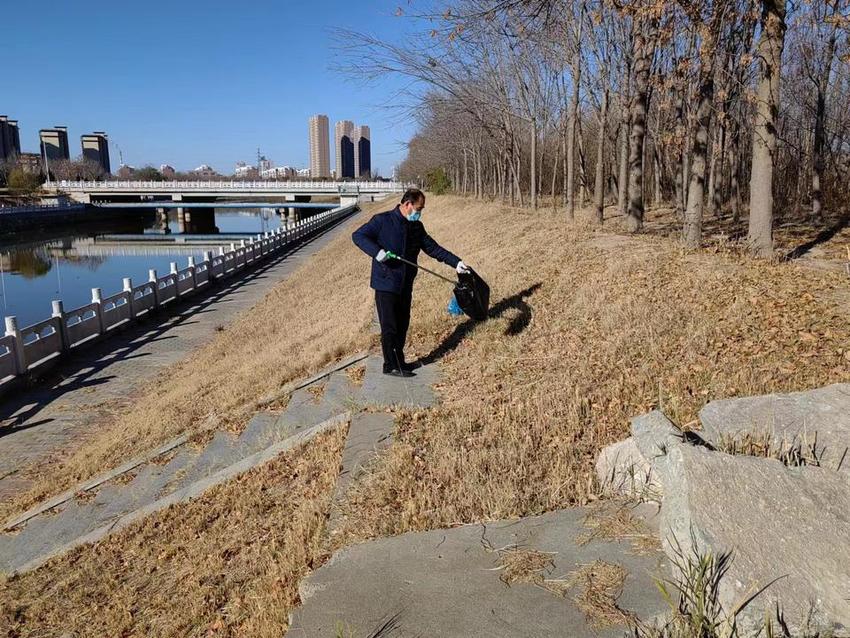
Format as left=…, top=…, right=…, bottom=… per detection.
left=52, top=301, right=69, bottom=352
left=123, top=278, right=134, bottom=320
left=91, top=288, right=105, bottom=335
left=5, top=317, right=27, bottom=374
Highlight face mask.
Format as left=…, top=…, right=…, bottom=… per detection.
left=408, top=210, right=421, bottom=222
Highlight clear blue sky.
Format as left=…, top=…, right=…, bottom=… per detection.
left=5, top=0, right=418, bottom=175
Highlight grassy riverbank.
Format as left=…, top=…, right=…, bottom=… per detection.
left=3, top=195, right=849, bottom=636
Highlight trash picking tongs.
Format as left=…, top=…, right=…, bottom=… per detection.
left=383, top=251, right=456, bottom=285
left=384, top=251, right=491, bottom=321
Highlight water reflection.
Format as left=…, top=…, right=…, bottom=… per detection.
left=0, top=206, right=324, bottom=327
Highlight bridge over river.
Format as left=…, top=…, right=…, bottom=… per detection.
left=48, top=180, right=406, bottom=206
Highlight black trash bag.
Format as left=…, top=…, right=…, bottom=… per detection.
left=453, top=269, right=490, bottom=321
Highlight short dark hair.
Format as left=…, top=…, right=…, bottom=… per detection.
left=401, top=188, right=425, bottom=205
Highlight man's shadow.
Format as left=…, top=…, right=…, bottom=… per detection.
left=418, top=283, right=542, bottom=365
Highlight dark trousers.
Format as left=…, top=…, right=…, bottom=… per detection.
left=375, top=288, right=413, bottom=371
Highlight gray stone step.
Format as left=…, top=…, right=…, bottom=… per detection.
left=167, top=431, right=244, bottom=490
left=6, top=412, right=349, bottom=575
left=328, top=412, right=396, bottom=535
left=238, top=410, right=284, bottom=450
left=354, top=355, right=439, bottom=409
left=278, top=371, right=358, bottom=431
left=0, top=449, right=199, bottom=573
left=0, top=500, right=106, bottom=573
left=0, top=356, right=375, bottom=575
left=335, top=412, right=395, bottom=497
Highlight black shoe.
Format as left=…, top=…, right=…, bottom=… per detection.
left=383, top=368, right=416, bottom=378
left=399, top=360, right=421, bottom=372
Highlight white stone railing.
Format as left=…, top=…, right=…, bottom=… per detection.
left=0, top=203, right=358, bottom=386
left=56, top=180, right=407, bottom=192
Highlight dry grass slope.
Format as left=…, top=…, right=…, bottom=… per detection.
left=332, top=195, right=850, bottom=544
left=0, top=200, right=392, bottom=524
left=1, top=427, right=346, bottom=637
left=1, top=195, right=849, bottom=636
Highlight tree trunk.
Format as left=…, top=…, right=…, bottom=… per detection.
left=551, top=135, right=561, bottom=203
left=684, top=58, right=715, bottom=248
left=578, top=121, right=588, bottom=206
left=709, top=123, right=725, bottom=217
left=514, top=138, right=524, bottom=207
left=706, top=126, right=718, bottom=217
left=462, top=147, right=469, bottom=194
left=747, top=0, right=787, bottom=257
left=617, top=63, right=631, bottom=216
left=812, top=23, right=837, bottom=222
left=673, top=84, right=686, bottom=220
left=652, top=107, right=662, bottom=207
left=594, top=89, right=609, bottom=224
left=566, top=69, right=580, bottom=218
left=730, top=122, right=742, bottom=222
left=530, top=120, right=538, bottom=210
left=626, top=18, right=656, bottom=233
left=653, top=144, right=663, bottom=207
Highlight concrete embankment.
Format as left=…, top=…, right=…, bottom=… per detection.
left=0, top=203, right=132, bottom=233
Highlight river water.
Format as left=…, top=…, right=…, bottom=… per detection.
left=0, top=206, right=331, bottom=328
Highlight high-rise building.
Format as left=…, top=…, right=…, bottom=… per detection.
left=8, top=120, right=20, bottom=156
left=40, top=126, right=70, bottom=171
left=81, top=131, right=111, bottom=175
left=0, top=116, right=20, bottom=161
left=0, top=116, right=9, bottom=161
left=354, top=125, right=371, bottom=179
left=334, top=120, right=355, bottom=179
left=308, top=114, right=330, bottom=179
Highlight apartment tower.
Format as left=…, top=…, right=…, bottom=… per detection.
left=40, top=126, right=70, bottom=169
left=308, top=114, right=330, bottom=179
left=0, top=116, right=21, bottom=161
left=354, top=125, right=371, bottom=179
left=81, top=131, right=111, bottom=174
left=334, top=120, right=355, bottom=179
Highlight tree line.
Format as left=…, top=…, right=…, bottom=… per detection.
left=344, top=0, right=849, bottom=256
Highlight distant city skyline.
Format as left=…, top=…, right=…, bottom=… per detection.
left=4, top=1, right=417, bottom=174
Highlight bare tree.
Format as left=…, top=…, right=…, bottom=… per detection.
left=747, top=0, right=788, bottom=256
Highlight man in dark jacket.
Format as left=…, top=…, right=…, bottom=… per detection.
left=352, top=188, right=469, bottom=377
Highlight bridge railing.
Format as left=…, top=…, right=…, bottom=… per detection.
left=0, top=203, right=359, bottom=388
left=56, top=180, right=407, bottom=191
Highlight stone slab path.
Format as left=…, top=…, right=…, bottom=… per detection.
left=290, top=507, right=670, bottom=638
left=0, top=216, right=358, bottom=500
left=0, top=347, right=440, bottom=574
left=327, top=411, right=395, bottom=534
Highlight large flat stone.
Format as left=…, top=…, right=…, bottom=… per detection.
left=699, top=384, right=850, bottom=471
left=654, top=443, right=850, bottom=634
left=290, top=508, right=669, bottom=638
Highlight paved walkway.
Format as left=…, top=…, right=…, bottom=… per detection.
left=290, top=506, right=669, bottom=637
left=0, top=215, right=359, bottom=500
